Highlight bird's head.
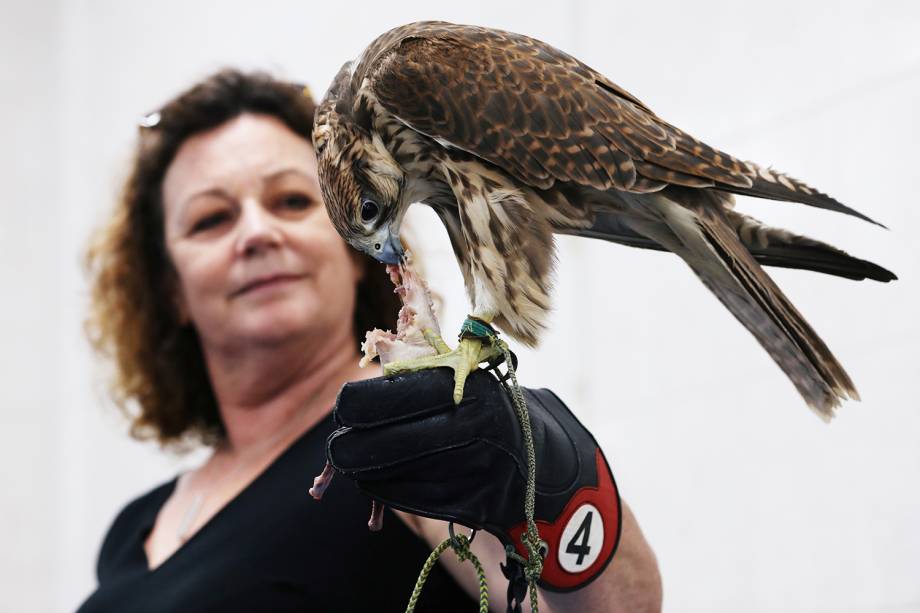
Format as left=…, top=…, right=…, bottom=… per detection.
left=314, top=81, right=407, bottom=264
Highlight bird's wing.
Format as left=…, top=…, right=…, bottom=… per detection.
left=365, top=21, right=880, bottom=225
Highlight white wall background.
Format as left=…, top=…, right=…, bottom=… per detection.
left=2, top=1, right=918, bottom=611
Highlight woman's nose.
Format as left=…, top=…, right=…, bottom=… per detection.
left=235, top=200, right=282, bottom=257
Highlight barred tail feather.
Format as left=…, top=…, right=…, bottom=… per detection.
left=647, top=200, right=859, bottom=419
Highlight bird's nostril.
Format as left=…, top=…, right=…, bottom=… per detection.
left=374, top=243, right=382, bottom=251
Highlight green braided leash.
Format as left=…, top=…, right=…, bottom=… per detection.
left=405, top=531, right=489, bottom=613
left=493, top=333, right=544, bottom=613
left=404, top=316, right=544, bottom=613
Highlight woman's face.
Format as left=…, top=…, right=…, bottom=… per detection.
left=162, top=113, right=362, bottom=352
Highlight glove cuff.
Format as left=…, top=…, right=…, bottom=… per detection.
left=507, top=448, right=621, bottom=592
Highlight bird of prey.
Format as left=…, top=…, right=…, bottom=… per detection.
left=313, top=21, right=895, bottom=418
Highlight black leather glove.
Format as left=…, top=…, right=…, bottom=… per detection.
left=327, top=368, right=621, bottom=592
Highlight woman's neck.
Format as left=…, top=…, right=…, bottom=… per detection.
left=202, top=325, right=376, bottom=454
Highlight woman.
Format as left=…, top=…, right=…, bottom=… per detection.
left=77, top=69, right=661, bottom=612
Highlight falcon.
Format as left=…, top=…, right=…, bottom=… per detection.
left=313, top=21, right=895, bottom=418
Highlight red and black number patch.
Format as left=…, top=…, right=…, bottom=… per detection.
left=509, top=449, right=621, bottom=591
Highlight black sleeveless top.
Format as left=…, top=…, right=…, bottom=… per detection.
left=76, top=413, right=475, bottom=612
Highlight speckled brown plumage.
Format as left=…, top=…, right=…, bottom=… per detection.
left=313, top=21, right=895, bottom=418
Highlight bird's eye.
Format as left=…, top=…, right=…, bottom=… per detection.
left=360, top=199, right=380, bottom=223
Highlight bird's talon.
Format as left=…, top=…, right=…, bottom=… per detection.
left=381, top=336, right=499, bottom=403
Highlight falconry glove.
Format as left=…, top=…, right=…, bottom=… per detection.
left=326, top=368, right=621, bottom=592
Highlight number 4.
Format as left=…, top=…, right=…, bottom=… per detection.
left=565, top=510, right=593, bottom=566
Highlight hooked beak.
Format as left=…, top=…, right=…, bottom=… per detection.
left=368, top=225, right=404, bottom=265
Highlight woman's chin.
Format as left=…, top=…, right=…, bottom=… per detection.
left=230, top=309, right=315, bottom=346
left=207, top=293, right=347, bottom=350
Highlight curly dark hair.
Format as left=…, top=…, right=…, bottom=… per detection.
left=85, top=69, right=400, bottom=446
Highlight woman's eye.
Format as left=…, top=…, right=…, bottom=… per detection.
left=191, top=211, right=229, bottom=234
left=278, top=194, right=312, bottom=211
left=361, top=199, right=379, bottom=222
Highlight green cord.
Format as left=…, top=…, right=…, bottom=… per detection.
left=495, top=338, right=544, bottom=612
left=405, top=317, right=544, bottom=613
left=405, top=534, right=489, bottom=613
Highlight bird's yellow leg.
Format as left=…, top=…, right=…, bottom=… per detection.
left=383, top=335, right=501, bottom=404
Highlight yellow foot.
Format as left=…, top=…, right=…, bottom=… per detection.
left=384, top=336, right=501, bottom=404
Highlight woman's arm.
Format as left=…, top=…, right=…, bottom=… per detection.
left=399, top=500, right=662, bottom=613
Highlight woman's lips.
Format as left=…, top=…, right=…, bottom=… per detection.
left=232, top=274, right=306, bottom=297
